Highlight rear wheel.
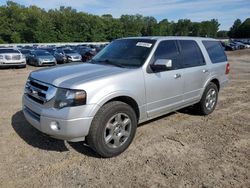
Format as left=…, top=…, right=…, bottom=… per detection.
left=87, top=101, right=137, bottom=158
left=196, top=82, right=218, bottom=115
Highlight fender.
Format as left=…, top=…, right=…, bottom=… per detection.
left=201, top=74, right=220, bottom=94
left=88, top=90, right=145, bottom=118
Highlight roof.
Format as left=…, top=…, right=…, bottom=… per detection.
left=122, top=36, right=217, bottom=41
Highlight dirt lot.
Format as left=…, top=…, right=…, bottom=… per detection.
left=0, top=49, right=249, bottom=188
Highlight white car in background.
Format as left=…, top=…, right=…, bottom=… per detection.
left=0, top=48, right=26, bottom=68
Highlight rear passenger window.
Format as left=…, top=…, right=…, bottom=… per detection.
left=202, top=41, right=227, bottom=63
left=154, top=40, right=180, bottom=69
left=179, top=40, right=205, bottom=68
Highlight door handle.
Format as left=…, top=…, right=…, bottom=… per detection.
left=174, top=73, right=181, bottom=79
left=202, top=69, right=208, bottom=73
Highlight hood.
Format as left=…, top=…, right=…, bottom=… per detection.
left=1, top=53, right=21, bottom=56
left=29, top=63, right=129, bottom=88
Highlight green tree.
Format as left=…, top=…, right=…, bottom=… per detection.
left=228, top=19, right=241, bottom=38
left=155, top=19, right=173, bottom=36
left=217, top=30, right=228, bottom=38
left=173, top=19, right=192, bottom=36
left=237, top=18, right=250, bottom=38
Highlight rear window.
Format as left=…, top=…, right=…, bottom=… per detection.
left=202, top=41, right=227, bottom=63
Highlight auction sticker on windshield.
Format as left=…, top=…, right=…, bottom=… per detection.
left=136, top=42, right=152, bottom=48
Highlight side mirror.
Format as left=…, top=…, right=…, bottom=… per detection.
left=151, top=59, right=172, bottom=72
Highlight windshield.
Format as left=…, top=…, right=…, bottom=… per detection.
left=63, top=49, right=76, bottom=54
left=35, top=50, right=51, bottom=56
left=43, top=48, right=55, bottom=53
left=20, top=49, right=30, bottom=54
left=92, top=39, right=155, bottom=68
left=0, top=49, right=20, bottom=54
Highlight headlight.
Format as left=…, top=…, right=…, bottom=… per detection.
left=21, top=54, right=25, bottom=59
left=54, top=88, right=86, bottom=109
left=0, top=55, right=3, bottom=59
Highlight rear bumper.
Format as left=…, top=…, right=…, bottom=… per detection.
left=22, top=95, right=97, bottom=142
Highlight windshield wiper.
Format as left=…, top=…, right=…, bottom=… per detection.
left=91, top=59, right=125, bottom=68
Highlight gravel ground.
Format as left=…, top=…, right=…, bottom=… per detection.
left=0, top=49, right=249, bottom=188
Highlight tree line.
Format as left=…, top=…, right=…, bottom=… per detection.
left=228, top=18, right=250, bottom=38
left=0, top=1, right=248, bottom=44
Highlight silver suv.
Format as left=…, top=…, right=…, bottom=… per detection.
left=22, top=37, right=229, bottom=157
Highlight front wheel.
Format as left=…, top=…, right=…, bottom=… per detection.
left=86, top=101, right=137, bottom=158
left=196, top=82, right=218, bottom=115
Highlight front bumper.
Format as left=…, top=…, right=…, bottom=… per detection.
left=0, top=61, right=26, bottom=67
left=22, top=95, right=97, bottom=142
left=39, top=60, right=56, bottom=66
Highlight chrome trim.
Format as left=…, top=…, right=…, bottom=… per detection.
left=25, top=78, right=57, bottom=105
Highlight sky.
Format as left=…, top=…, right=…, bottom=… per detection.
left=0, top=0, right=249, bottom=30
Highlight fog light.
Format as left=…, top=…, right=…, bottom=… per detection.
left=50, top=121, right=60, bottom=131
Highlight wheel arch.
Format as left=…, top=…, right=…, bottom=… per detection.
left=203, top=76, right=221, bottom=92
left=89, top=92, right=142, bottom=121
left=104, top=96, right=140, bottom=121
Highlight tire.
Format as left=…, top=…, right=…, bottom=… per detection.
left=87, top=101, right=137, bottom=158
left=196, top=82, right=218, bottom=115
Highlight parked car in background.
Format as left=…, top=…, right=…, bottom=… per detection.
left=41, top=47, right=56, bottom=55
left=19, top=48, right=32, bottom=61
left=54, top=48, right=82, bottom=63
left=82, top=51, right=96, bottom=62
left=75, top=46, right=96, bottom=62
left=27, top=50, right=57, bottom=66
left=0, top=48, right=26, bottom=68
left=234, top=41, right=250, bottom=48
left=231, top=41, right=244, bottom=49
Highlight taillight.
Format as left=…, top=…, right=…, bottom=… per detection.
left=225, top=63, right=230, bottom=74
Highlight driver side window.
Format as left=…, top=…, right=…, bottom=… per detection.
left=153, top=40, right=180, bottom=70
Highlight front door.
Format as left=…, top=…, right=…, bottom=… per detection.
left=144, top=40, right=184, bottom=118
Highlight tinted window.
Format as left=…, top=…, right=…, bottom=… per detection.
left=179, top=40, right=205, bottom=68
left=34, top=50, right=51, bottom=56
left=56, top=49, right=63, bottom=53
left=153, top=40, right=180, bottom=70
left=20, top=49, right=31, bottom=54
left=63, top=49, right=76, bottom=54
left=202, top=41, right=227, bottom=63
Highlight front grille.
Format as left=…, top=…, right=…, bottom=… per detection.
left=5, top=54, right=21, bottom=60
left=12, top=55, right=21, bottom=60
left=5, top=55, right=11, bottom=60
left=25, top=78, right=57, bottom=105
left=30, top=80, right=48, bottom=91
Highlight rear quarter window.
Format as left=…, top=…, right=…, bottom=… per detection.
left=202, top=41, right=227, bottom=63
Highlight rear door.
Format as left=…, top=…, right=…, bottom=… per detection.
left=178, top=40, right=209, bottom=104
